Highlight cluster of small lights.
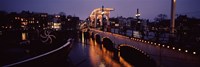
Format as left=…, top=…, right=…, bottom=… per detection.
left=1, top=26, right=12, bottom=29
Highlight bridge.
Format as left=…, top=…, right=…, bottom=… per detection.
left=81, top=28, right=200, bottom=67
left=80, top=1, right=200, bottom=66
left=78, top=5, right=200, bottom=66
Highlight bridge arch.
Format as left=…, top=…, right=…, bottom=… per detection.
left=102, top=37, right=115, bottom=51
left=90, top=32, right=95, bottom=40
left=118, top=44, right=157, bottom=67
left=95, top=34, right=101, bottom=44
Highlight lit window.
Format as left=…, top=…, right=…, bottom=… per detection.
left=22, top=33, right=26, bottom=40
left=21, top=18, right=24, bottom=21
left=15, top=17, right=18, bottom=19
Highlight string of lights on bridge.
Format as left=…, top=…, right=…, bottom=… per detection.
left=98, top=35, right=152, bottom=60
left=129, top=37, right=197, bottom=55
left=91, top=29, right=198, bottom=55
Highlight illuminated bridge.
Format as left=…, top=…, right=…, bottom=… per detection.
left=78, top=5, right=200, bottom=66
left=82, top=28, right=200, bottom=67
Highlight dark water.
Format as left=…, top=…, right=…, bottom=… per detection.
left=0, top=30, right=75, bottom=66
left=67, top=31, right=156, bottom=67
left=1, top=30, right=156, bottom=67
left=69, top=38, right=122, bottom=67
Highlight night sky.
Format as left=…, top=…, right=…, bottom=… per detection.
left=1, top=0, right=200, bottom=20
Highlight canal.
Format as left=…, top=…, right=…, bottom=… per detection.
left=1, top=30, right=156, bottom=67
left=67, top=31, right=156, bottom=67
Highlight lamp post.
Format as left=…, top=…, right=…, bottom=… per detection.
left=171, top=0, right=176, bottom=36
left=169, top=0, right=176, bottom=50
left=101, top=6, right=105, bottom=31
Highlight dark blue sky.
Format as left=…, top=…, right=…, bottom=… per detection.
left=1, top=0, right=200, bottom=20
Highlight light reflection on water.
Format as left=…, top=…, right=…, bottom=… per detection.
left=89, top=38, right=120, bottom=67
left=21, top=32, right=27, bottom=40
left=81, top=32, right=84, bottom=44
left=119, top=56, right=132, bottom=67
left=87, top=37, right=132, bottom=67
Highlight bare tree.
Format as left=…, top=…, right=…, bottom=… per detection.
left=154, top=14, right=167, bottom=22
